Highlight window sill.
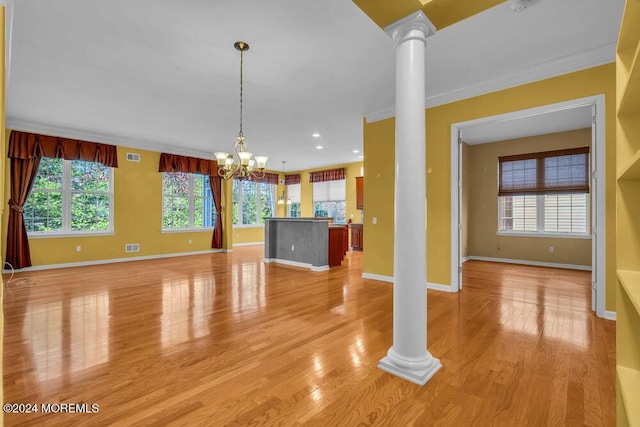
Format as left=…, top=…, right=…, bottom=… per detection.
left=161, top=228, right=214, bottom=234
left=232, top=224, right=265, bottom=229
left=496, top=231, right=591, bottom=239
left=28, top=231, right=115, bottom=239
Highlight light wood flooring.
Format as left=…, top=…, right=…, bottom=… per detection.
left=3, top=247, right=615, bottom=426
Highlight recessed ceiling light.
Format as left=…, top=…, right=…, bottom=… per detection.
left=312, top=133, right=320, bottom=138
left=316, top=145, right=323, bottom=150
left=353, top=150, right=360, bottom=154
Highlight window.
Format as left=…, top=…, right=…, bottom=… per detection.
left=498, top=147, right=590, bottom=236
left=499, top=194, right=589, bottom=234
left=162, top=172, right=215, bottom=230
left=233, top=180, right=276, bottom=225
left=287, top=183, right=301, bottom=217
left=313, top=179, right=346, bottom=223
left=24, top=158, right=113, bottom=234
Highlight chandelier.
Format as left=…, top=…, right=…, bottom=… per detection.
left=277, top=161, right=291, bottom=205
left=214, top=41, right=268, bottom=180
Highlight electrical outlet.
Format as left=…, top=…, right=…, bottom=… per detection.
left=372, top=217, right=377, bottom=224
left=188, top=239, right=192, bottom=244
left=76, top=246, right=81, bottom=252
left=549, top=246, right=554, bottom=253
left=291, top=245, right=295, bottom=251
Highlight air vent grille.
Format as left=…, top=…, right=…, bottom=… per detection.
left=126, top=152, right=141, bottom=162
left=125, top=243, right=140, bottom=253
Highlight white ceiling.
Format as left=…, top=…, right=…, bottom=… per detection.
left=461, top=105, right=593, bottom=145
left=5, top=0, right=624, bottom=171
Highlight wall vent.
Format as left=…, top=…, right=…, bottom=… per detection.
left=126, top=152, right=141, bottom=162
left=125, top=243, right=140, bottom=253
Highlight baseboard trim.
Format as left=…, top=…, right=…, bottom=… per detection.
left=604, top=311, right=616, bottom=321
left=264, top=258, right=329, bottom=272
left=362, top=272, right=394, bottom=283
left=232, top=242, right=264, bottom=247
left=465, top=256, right=591, bottom=271
left=427, top=282, right=456, bottom=293
left=3, top=249, right=223, bottom=273
left=361, top=273, right=455, bottom=293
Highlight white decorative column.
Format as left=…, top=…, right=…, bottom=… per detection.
left=378, top=11, right=441, bottom=385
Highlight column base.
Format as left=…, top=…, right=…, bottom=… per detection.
left=378, top=354, right=441, bottom=386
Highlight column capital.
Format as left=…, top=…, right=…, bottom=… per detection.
left=384, top=10, right=436, bottom=46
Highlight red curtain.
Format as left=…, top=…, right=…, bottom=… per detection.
left=159, top=152, right=223, bottom=249
left=158, top=152, right=215, bottom=175
left=6, top=131, right=119, bottom=269
left=309, top=168, right=345, bottom=183
left=6, top=157, right=42, bottom=269
left=8, top=130, right=118, bottom=167
left=284, top=174, right=301, bottom=185
left=209, top=175, right=223, bottom=249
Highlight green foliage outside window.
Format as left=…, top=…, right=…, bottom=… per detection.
left=162, top=172, right=215, bottom=229
left=24, top=158, right=112, bottom=233
left=232, top=180, right=275, bottom=225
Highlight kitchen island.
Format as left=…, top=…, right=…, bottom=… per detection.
left=264, top=217, right=347, bottom=271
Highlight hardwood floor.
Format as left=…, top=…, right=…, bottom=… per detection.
left=2, top=248, right=615, bottom=426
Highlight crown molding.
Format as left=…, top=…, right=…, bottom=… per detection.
left=5, top=117, right=216, bottom=159
left=365, top=42, right=615, bottom=123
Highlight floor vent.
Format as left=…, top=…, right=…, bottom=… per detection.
left=126, top=152, right=141, bottom=162
left=125, top=244, right=140, bottom=253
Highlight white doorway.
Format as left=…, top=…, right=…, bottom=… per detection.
left=450, top=95, right=606, bottom=318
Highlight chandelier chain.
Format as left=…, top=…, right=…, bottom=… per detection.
left=239, top=47, right=244, bottom=136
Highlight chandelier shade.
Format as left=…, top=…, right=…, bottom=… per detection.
left=215, top=41, right=268, bottom=180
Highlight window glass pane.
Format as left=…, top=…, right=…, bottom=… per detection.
left=163, top=196, right=189, bottom=229
left=241, top=181, right=258, bottom=225
left=24, top=191, right=63, bottom=232
left=163, top=173, right=190, bottom=229
left=513, top=195, right=537, bottom=231
left=71, top=161, right=110, bottom=191
left=71, top=193, right=110, bottom=231
left=34, top=157, right=63, bottom=190
left=232, top=180, right=240, bottom=225
left=259, top=183, right=275, bottom=223
left=544, top=193, right=587, bottom=233
left=288, top=203, right=301, bottom=218
left=314, top=201, right=346, bottom=223
left=194, top=175, right=216, bottom=228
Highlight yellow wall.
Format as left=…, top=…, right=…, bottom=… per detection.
left=363, top=63, right=617, bottom=311
left=0, top=144, right=364, bottom=261
left=467, top=128, right=592, bottom=267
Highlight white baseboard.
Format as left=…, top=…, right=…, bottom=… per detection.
left=362, top=272, right=394, bottom=283
left=232, top=242, right=264, bottom=247
left=465, top=256, right=591, bottom=271
left=427, top=282, right=456, bottom=292
left=3, top=249, right=223, bottom=273
left=361, top=273, right=455, bottom=292
left=264, top=258, right=329, bottom=272
left=461, top=256, right=471, bottom=263
left=604, top=311, right=616, bottom=321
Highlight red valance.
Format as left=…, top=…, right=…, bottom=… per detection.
left=309, top=168, right=345, bottom=183
left=249, top=172, right=279, bottom=185
left=285, top=174, right=301, bottom=185
left=8, top=131, right=118, bottom=167
left=159, top=153, right=216, bottom=176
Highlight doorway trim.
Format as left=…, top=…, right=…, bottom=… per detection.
left=450, top=94, right=606, bottom=318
